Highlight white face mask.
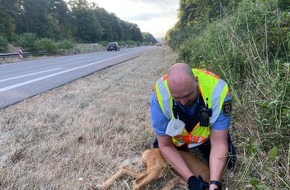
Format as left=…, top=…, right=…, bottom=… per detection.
left=165, top=118, right=185, bottom=137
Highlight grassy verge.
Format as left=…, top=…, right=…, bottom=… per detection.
left=0, top=46, right=180, bottom=190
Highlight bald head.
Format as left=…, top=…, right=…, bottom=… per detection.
left=168, top=63, right=194, bottom=81
left=167, top=63, right=199, bottom=106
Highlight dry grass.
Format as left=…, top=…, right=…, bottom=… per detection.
left=0, top=46, right=179, bottom=190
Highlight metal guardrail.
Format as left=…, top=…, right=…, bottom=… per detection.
left=0, top=52, right=28, bottom=59
left=0, top=51, right=47, bottom=59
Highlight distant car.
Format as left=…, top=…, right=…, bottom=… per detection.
left=107, top=42, right=120, bottom=51
left=156, top=42, right=162, bottom=46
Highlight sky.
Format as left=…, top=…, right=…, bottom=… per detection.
left=91, top=0, right=179, bottom=38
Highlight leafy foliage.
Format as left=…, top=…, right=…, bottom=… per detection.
left=0, top=0, right=20, bottom=41
left=167, top=0, right=290, bottom=188
left=14, top=33, right=38, bottom=52
left=142, top=32, right=158, bottom=44
left=70, top=5, right=103, bottom=43
left=35, top=38, right=58, bottom=54
left=0, top=0, right=154, bottom=52
left=57, top=39, right=74, bottom=50
left=0, top=35, right=8, bottom=52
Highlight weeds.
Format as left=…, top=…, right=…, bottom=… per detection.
left=176, top=0, right=289, bottom=189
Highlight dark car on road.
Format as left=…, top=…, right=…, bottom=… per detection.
left=107, top=42, right=120, bottom=51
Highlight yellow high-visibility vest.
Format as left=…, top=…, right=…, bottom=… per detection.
left=154, top=68, right=229, bottom=147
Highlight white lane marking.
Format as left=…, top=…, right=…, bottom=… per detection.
left=0, top=68, right=62, bottom=82
left=0, top=49, right=148, bottom=93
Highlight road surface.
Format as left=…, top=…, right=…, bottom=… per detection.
left=0, top=46, right=155, bottom=109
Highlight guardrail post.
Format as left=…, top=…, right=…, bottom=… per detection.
left=19, top=48, right=23, bottom=59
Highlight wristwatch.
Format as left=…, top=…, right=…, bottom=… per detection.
left=210, top=180, right=222, bottom=190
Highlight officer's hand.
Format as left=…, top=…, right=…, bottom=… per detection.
left=187, top=175, right=209, bottom=190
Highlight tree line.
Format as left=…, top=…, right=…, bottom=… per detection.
left=0, top=0, right=157, bottom=52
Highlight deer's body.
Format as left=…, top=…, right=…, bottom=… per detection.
left=100, top=148, right=210, bottom=190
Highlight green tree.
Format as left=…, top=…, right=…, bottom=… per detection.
left=130, top=23, right=143, bottom=42
left=0, top=0, right=145, bottom=46
left=92, top=4, right=142, bottom=42
left=0, top=35, right=8, bottom=52
left=0, top=0, right=20, bottom=41
left=15, top=0, right=54, bottom=37
left=69, top=0, right=103, bottom=42
left=47, top=0, right=73, bottom=40
left=93, top=7, right=115, bottom=41
left=169, top=0, right=240, bottom=50
left=142, top=32, right=157, bottom=44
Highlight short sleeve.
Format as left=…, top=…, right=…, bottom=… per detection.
left=150, top=91, right=170, bottom=136
left=211, top=94, right=231, bottom=130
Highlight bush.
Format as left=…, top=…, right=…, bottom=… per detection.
left=124, top=40, right=139, bottom=47
left=57, top=39, right=74, bottom=50
left=99, top=41, right=107, bottom=47
left=0, top=35, right=8, bottom=52
left=57, top=39, right=75, bottom=54
left=35, top=38, right=58, bottom=55
left=14, top=33, right=38, bottom=52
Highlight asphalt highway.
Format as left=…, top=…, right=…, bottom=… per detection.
left=0, top=46, right=155, bottom=109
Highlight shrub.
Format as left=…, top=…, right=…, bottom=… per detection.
left=125, top=40, right=139, bottom=47
left=57, top=39, right=74, bottom=50
left=99, top=41, right=107, bottom=47
left=14, top=33, right=38, bottom=52
left=35, top=38, right=58, bottom=55
left=0, top=35, right=8, bottom=52
left=57, top=39, right=75, bottom=54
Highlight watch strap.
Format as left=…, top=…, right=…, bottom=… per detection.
left=210, top=180, right=222, bottom=190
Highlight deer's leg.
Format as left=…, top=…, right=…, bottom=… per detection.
left=161, top=176, right=186, bottom=190
left=100, top=167, right=140, bottom=189
left=179, top=151, right=210, bottom=182
left=133, top=165, right=166, bottom=190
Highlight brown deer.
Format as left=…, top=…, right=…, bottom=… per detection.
left=99, top=148, right=210, bottom=190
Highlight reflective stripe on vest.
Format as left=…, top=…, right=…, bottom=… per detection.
left=154, top=68, right=229, bottom=147
left=154, top=75, right=174, bottom=118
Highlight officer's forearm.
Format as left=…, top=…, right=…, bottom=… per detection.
left=159, top=145, right=194, bottom=181
left=209, top=142, right=227, bottom=182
